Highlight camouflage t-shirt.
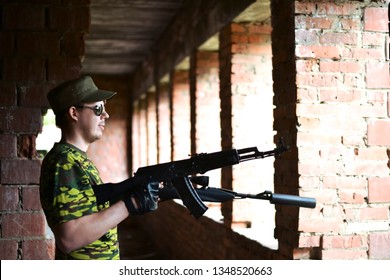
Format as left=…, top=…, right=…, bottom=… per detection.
left=40, top=142, right=119, bottom=260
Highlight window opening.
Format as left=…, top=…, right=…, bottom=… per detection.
left=36, top=109, right=61, bottom=158
left=36, top=109, right=61, bottom=239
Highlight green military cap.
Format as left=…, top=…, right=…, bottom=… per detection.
left=47, top=76, right=117, bottom=115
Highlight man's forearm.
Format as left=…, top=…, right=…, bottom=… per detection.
left=53, top=200, right=129, bottom=254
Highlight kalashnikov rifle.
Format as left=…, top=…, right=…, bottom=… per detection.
left=93, top=138, right=316, bottom=218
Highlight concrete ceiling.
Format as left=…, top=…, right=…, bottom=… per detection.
left=81, top=0, right=270, bottom=76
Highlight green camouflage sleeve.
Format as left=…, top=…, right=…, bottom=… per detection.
left=51, top=151, right=100, bottom=224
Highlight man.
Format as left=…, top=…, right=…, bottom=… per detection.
left=40, top=76, right=159, bottom=260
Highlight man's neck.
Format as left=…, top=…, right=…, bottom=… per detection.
left=60, top=134, right=89, bottom=152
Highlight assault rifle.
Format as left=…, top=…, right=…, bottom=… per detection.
left=93, top=138, right=315, bottom=218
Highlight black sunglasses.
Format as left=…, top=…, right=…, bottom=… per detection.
left=75, top=104, right=105, bottom=116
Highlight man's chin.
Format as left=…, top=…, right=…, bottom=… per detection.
left=91, top=133, right=103, bottom=142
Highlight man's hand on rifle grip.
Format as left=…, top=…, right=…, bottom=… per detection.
left=123, top=182, right=160, bottom=215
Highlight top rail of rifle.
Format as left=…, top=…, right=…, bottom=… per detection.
left=237, top=146, right=287, bottom=161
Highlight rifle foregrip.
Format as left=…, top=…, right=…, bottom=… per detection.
left=171, top=177, right=208, bottom=218
left=271, top=193, right=316, bottom=208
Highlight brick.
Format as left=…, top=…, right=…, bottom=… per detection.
left=359, top=207, right=388, bottom=220
left=294, top=2, right=316, bottom=14
left=0, top=134, right=17, bottom=158
left=369, top=233, right=390, bottom=259
left=358, top=103, right=387, bottom=118
left=338, top=189, right=365, bottom=204
left=354, top=147, right=388, bottom=161
left=317, top=115, right=366, bottom=133
left=247, top=24, right=271, bottom=34
left=298, top=235, right=321, bottom=248
left=368, top=177, right=390, bottom=203
left=320, top=61, right=363, bottom=73
left=298, top=132, right=342, bottom=146
left=297, top=72, right=343, bottom=87
left=0, top=240, right=18, bottom=260
left=62, top=32, right=86, bottom=56
left=3, top=58, right=46, bottom=81
left=295, top=45, right=340, bottom=59
left=317, top=3, right=361, bottom=16
left=295, top=29, right=318, bottom=45
left=342, top=47, right=383, bottom=60
left=22, top=239, right=55, bottom=260
left=296, top=59, right=318, bottom=73
left=2, top=212, right=45, bottom=238
left=298, top=218, right=341, bottom=233
left=0, top=159, right=41, bottom=185
left=344, top=161, right=388, bottom=177
left=366, top=62, right=390, bottom=89
left=362, top=32, right=385, bottom=47
left=0, top=186, right=19, bottom=211
left=0, top=108, right=42, bottom=134
left=248, top=34, right=271, bottom=45
left=364, top=8, right=388, bottom=32
left=17, top=32, right=60, bottom=56
left=367, top=90, right=387, bottom=103
left=18, top=83, right=52, bottom=108
left=48, top=5, right=90, bottom=31
left=295, top=15, right=333, bottom=29
left=340, top=18, right=361, bottom=30
left=231, top=34, right=250, bottom=44
left=0, top=82, right=17, bottom=107
left=0, top=32, right=15, bottom=55
left=367, top=119, right=390, bottom=146
left=345, top=207, right=389, bottom=221
left=4, top=4, right=45, bottom=30
left=297, top=103, right=350, bottom=117
left=319, top=32, right=358, bottom=45
left=319, top=88, right=365, bottom=102
left=230, top=23, right=246, bottom=33
left=322, top=205, right=344, bottom=219
left=322, top=249, right=367, bottom=260
left=325, top=171, right=363, bottom=187
left=47, top=57, right=82, bottom=81
left=196, top=51, right=219, bottom=68
left=22, top=186, right=41, bottom=211
left=322, top=235, right=366, bottom=249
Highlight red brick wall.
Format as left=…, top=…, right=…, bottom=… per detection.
left=294, top=1, right=390, bottom=259
left=0, top=0, right=89, bottom=259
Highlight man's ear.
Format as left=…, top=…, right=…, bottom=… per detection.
left=68, top=106, right=79, bottom=121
